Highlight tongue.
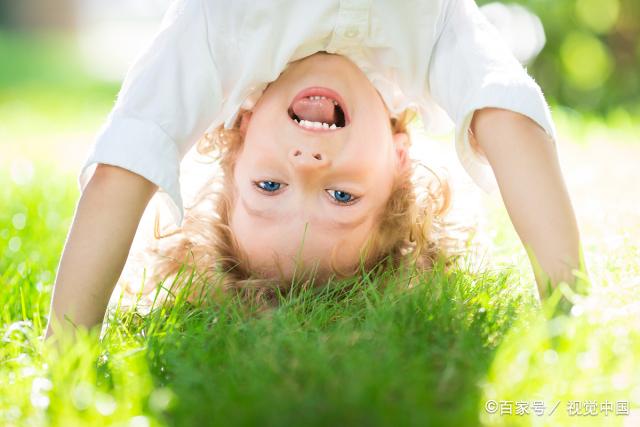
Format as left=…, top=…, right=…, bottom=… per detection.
left=292, top=97, right=336, bottom=124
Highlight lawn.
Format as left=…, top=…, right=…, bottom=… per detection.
left=1, top=31, right=639, bottom=426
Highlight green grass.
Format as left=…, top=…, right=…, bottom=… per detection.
left=1, top=164, right=639, bottom=426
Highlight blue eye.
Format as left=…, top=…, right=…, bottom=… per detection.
left=327, top=189, right=355, bottom=204
left=256, top=181, right=282, bottom=192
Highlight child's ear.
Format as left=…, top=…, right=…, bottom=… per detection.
left=239, top=110, right=253, bottom=136
left=393, top=132, right=410, bottom=172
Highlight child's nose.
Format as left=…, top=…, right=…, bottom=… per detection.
left=288, top=148, right=330, bottom=171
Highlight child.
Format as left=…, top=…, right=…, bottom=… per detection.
left=46, top=0, right=582, bottom=337
left=136, top=83, right=455, bottom=307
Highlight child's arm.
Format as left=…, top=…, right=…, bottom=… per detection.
left=46, top=0, right=226, bottom=339
left=426, top=0, right=587, bottom=300
left=45, top=164, right=157, bottom=338
left=470, top=108, right=583, bottom=299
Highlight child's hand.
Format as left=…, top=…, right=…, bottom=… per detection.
left=470, top=108, right=587, bottom=301
left=45, top=164, right=157, bottom=340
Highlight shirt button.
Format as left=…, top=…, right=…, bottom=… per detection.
left=344, top=27, right=359, bottom=38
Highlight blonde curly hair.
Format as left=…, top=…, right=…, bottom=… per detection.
left=139, top=108, right=459, bottom=307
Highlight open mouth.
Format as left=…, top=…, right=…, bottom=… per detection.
left=287, top=87, right=349, bottom=131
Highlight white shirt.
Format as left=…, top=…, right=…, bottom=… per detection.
left=79, top=0, right=556, bottom=227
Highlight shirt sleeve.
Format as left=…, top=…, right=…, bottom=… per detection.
left=78, top=0, right=223, bottom=227
left=428, top=0, right=557, bottom=192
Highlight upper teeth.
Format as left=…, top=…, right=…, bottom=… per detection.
left=308, top=95, right=339, bottom=106
left=294, top=119, right=338, bottom=130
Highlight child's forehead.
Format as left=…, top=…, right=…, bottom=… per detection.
left=249, top=256, right=336, bottom=284
left=232, top=211, right=375, bottom=280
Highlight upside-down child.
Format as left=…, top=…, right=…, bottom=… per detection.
left=46, top=0, right=584, bottom=337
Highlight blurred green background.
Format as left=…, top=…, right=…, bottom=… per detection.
left=479, top=0, right=640, bottom=118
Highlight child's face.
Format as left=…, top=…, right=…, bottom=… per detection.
left=230, top=52, right=408, bottom=280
